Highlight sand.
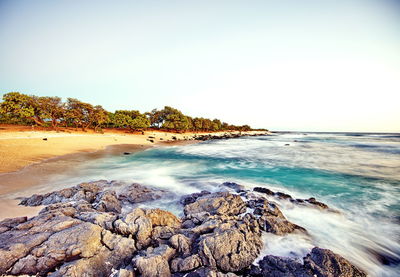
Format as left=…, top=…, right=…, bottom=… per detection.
left=0, top=125, right=267, bottom=220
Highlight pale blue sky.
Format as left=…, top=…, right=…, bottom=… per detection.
left=1, top=0, right=399, bottom=131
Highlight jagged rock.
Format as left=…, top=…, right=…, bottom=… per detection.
left=249, top=247, right=366, bottom=277
left=304, top=247, right=366, bottom=277
left=21, top=182, right=104, bottom=206
left=171, top=254, right=202, bottom=273
left=180, top=191, right=211, bottom=205
left=145, top=208, right=181, bottom=228
left=253, top=187, right=275, bottom=196
left=118, top=183, right=165, bottom=204
left=185, top=267, right=239, bottom=276
left=93, top=190, right=122, bottom=214
left=249, top=255, right=310, bottom=277
left=4, top=180, right=361, bottom=277
left=133, top=245, right=176, bottom=277
left=152, top=226, right=176, bottom=241
left=197, top=215, right=263, bottom=272
left=250, top=198, right=306, bottom=235
left=305, top=198, right=329, bottom=210
left=253, top=187, right=332, bottom=211
left=114, top=208, right=153, bottom=249
left=0, top=213, right=136, bottom=276
left=76, top=211, right=117, bottom=230
left=169, top=234, right=192, bottom=256
left=221, top=182, right=245, bottom=192
left=0, top=216, right=27, bottom=233
left=184, top=192, right=246, bottom=217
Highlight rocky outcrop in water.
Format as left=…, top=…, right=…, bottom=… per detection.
left=0, top=180, right=365, bottom=276
left=253, top=186, right=336, bottom=212
left=247, top=247, right=366, bottom=277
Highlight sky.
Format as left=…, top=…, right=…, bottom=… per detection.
left=0, top=0, right=399, bottom=132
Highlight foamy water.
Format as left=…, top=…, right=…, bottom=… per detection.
left=9, top=132, right=400, bottom=276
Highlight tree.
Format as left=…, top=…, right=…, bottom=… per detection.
left=146, top=109, right=164, bottom=128
left=112, top=110, right=150, bottom=130
left=38, top=96, right=65, bottom=129
left=91, top=105, right=109, bottom=130
left=0, top=92, right=45, bottom=126
left=212, top=119, right=222, bottom=131
left=161, top=107, right=189, bottom=131
left=130, top=114, right=150, bottom=130
left=65, top=98, right=95, bottom=130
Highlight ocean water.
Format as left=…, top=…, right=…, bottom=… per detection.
left=22, top=132, right=400, bottom=276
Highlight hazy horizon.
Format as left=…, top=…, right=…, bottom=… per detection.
left=1, top=0, right=399, bottom=132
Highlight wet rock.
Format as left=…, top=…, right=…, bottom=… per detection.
left=180, top=191, right=211, bottom=205
left=118, top=183, right=165, bottom=204
left=275, top=191, right=293, bottom=200
left=184, top=192, right=246, bottom=217
left=251, top=247, right=366, bottom=277
left=304, top=247, right=366, bottom=277
left=222, top=182, right=245, bottom=192
left=253, top=187, right=275, bottom=196
left=305, top=197, right=329, bottom=210
left=252, top=187, right=334, bottom=212
left=256, top=201, right=306, bottom=235
left=250, top=255, right=310, bottom=277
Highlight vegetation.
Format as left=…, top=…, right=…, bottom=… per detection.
left=0, top=92, right=262, bottom=132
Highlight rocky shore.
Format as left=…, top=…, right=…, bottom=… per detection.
left=0, top=180, right=366, bottom=277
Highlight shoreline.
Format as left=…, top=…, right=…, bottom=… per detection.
left=0, top=126, right=268, bottom=174
left=0, top=128, right=267, bottom=220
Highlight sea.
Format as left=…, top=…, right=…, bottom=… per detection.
left=15, top=132, right=400, bottom=276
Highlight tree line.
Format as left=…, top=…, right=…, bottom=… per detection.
left=0, top=92, right=260, bottom=132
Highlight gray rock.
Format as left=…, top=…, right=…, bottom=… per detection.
left=118, top=183, right=165, bottom=204
left=133, top=245, right=176, bottom=277
left=93, top=190, right=122, bottom=214
left=169, top=234, right=192, bottom=255
left=304, top=247, right=366, bottom=277
left=184, top=192, right=246, bottom=217
left=171, top=254, right=202, bottom=273
left=197, top=215, right=263, bottom=272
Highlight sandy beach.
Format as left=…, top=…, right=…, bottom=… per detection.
left=0, top=125, right=267, bottom=220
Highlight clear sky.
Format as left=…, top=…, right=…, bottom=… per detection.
left=1, top=0, right=399, bottom=132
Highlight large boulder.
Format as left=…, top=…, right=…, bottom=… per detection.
left=249, top=247, right=366, bottom=277
left=133, top=245, right=176, bottom=277
left=304, top=247, right=366, bottom=277
left=118, top=183, right=165, bottom=204
left=197, top=214, right=263, bottom=272
left=184, top=192, right=247, bottom=217
left=251, top=198, right=306, bottom=235
left=114, top=208, right=153, bottom=249
left=0, top=213, right=136, bottom=276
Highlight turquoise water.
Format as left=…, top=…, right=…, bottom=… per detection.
left=33, top=132, right=400, bottom=276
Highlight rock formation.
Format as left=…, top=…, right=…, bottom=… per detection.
left=0, top=180, right=366, bottom=276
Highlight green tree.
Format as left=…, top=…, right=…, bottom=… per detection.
left=38, top=96, right=65, bottom=129
left=112, top=110, right=150, bottom=130
left=0, top=92, right=45, bottom=126
left=65, top=98, right=95, bottom=130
